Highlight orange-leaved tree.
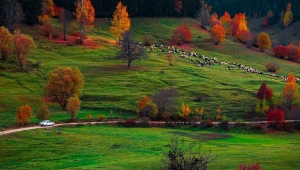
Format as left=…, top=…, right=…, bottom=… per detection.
left=287, top=43, right=300, bottom=61
left=172, top=24, right=192, bottom=45
left=38, top=0, right=55, bottom=24
left=66, top=96, right=81, bottom=120
left=181, top=103, right=191, bottom=120
left=231, top=13, right=247, bottom=36
left=12, top=30, right=36, bottom=70
left=110, top=1, right=130, bottom=39
left=174, top=0, right=182, bottom=17
left=137, top=95, right=158, bottom=119
left=282, top=73, right=298, bottom=109
left=74, top=0, right=95, bottom=44
left=257, top=32, right=271, bottom=52
left=0, top=26, right=13, bottom=61
left=36, top=105, right=49, bottom=121
left=283, top=3, right=293, bottom=27
left=211, top=24, right=226, bottom=44
left=210, top=12, right=219, bottom=27
left=44, top=67, right=84, bottom=109
left=16, top=105, right=33, bottom=126
left=219, top=11, right=231, bottom=35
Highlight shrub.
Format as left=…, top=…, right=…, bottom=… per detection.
left=123, top=119, right=137, bottom=127
left=265, top=62, right=280, bottom=72
left=97, top=114, right=105, bottom=122
left=273, top=45, right=290, bottom=58
left=266, top=108, right=285, bottom=130
left=41, top=23, right=54, bottom=38
left=87, top=114, right=92, bottom=120
left=218, top=120, right=229, bottom=130
left=171, top=24, right=192, bottom=45
left=36, top=105, right=49, bottom=121
left=142, top=34, right=156, bottom=46
left=201, top=119, right=213, bottom=128
left=162, top=135, right=214, bottom=170
left=237, top=162, right=262, bottom=170
left=16, top=105, right=33, bottom=126
left=66, top=96, right=81, bottom=120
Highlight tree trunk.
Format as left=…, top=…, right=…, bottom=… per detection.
left=2, top=52, right=6, bottom=62
left=127, top=60, right=131, bottom=67
left=18, top=56, right=23, bottom=70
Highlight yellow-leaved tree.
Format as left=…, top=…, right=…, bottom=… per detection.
left=74, top=0, right=95, bottom=44
left=283, top=73, right=298, bottom=109
left=110, top=1, right=130, bottom=39
left=283, top=3, right=293, bottom=27
left=257, top=32, right=272, bottom=52
left=38, top=0, right=55, bottom=24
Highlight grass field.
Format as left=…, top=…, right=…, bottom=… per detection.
left=0, top=18, right=300, bottom=128
left=1, top=125, right=299, bottom=169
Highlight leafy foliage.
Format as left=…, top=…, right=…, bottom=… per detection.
left=172, top=24, right=192, bottom=45
left=283, top=3, right=293, bottom=27
left=273, top=45, right=290, bottom=58
left=0, top=26, right=12, bottom=62
left=38, top=0, right=55, bottom=24
left=66, top=96, right=81, bottom=120
left=266, top=108, right=285, bottom=129
left=282, top=73, right=298, bottom=109
left=219, top=11, right=231, bottom=35
left=211, top=24, right=226, bottom=44
left=265, top=62, right=280, bottom=72
left=137, top=95, right=158, bottom=119
left=74, top=0, right=95, bottom=44
left=110, top=1, right=130, bottom=39
left=257, top=32, right=271, bottom=52
left=142, top=34, right=156, bottom=46
left=44, top=67, right=84, bottom=109
left=16, top=105, right=32, bottom=126
left=237, top=162, right=262, bottom=170
left=12, top=30, right=36, bottom=70
left=36, top=105, right=49, bottom=121
left=287, top=43, right=300, bottom=61
left=257, top=82, right=273, bottom=101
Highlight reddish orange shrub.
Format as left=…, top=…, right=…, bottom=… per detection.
left=16, top=105, right=33, bottom=126
left=266, top=108, right=285, bottom=129
left=211, top=24, right=226, bottom=44
left=273, top=45, right=290, bottom=58
left=172, top=24, right=192, bottom=45
left=237, top=162, right=262, bottom=170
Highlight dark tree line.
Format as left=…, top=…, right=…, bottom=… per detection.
left=1, top=0, right=299, bottom=26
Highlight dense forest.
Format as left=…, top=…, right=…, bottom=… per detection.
left=0, top=0, right=299, bottom=26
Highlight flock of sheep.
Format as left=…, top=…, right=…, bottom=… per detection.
left=147, top=44, right=299, bottom=82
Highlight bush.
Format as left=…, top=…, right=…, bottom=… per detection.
left=162, top=135, right=214, bottom=170
left=41, top=24, right=60, bottom=39
left=36, top=105, right=49, bottom=121
left=123, top=119, right=137, bottom=127
left=87, top=114, right=92, bottom=121
left=201, top=119, right=213, bottom=128
left=142, top=34, right=156, bottom=46
left=16, top=105, right=33, bottom=126
left=266, top=108, right=285, bottom=130
left=97, top=114, right=105, bottom=122
left=237, top=162, right=262, bottom=170
left=265, top=62, right=280, bottom=72
left=171, top=24, right=192, bottom=45
left=218, top=120, right=229, bottom=130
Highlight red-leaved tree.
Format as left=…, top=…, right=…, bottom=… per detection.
left=257, top=82, right=273, bottom=101
left=266, top=108, right=285, bottom=129
left=273, top=45, right=290, bottom=58
left=172, top=24, right=192, bottom=45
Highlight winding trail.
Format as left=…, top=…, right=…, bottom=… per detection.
left=0, top=120, right=299, bottom=136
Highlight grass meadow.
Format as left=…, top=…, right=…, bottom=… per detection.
left=1, top=18, right=300, bottom=128
left=0, top=125, right=300, bottom=169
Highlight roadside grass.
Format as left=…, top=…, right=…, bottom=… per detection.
left=0, top=18, right=300, bottom=127
left=0, top=125, right=299, bottom=169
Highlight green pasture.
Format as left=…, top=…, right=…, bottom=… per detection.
left=0, top=18, right=300, bottom=127
left=0, top=125, right=299, bottom=169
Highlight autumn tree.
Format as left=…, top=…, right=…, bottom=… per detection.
left=59, top=8, right=72, bottom=41
left=287, top=43, right=300, bottom=61
left=282, top=73, right=298, bottom=109
left=181, top=103, right=191, bottom=120
left=38, top=0, right=55, bottom=24
left=198, top=1, right=211, bottom=29
left=172, top=24, right=192, bottom=45
left=211, top=24, right=226, bottom=44
left=262, top=10, right=274, bottom=27
left=266, top=108, right=285, bottom=130
left=231, top=13, right=247, bottom=36
left=117, top=30, right=147, bottom=67
left=36, top=105, right=49, bottom=121
left=44, top=67, right=84, bottom=109
left=283, top=3, right=293, bottom=27
left=273, top=45, right=290, bottom=58
left=137, top=95, right=158, bottom=119
left=74, top=0, right=95, bottom=44
left=210, top=12, right=219, bottom=28
left=174, top=0, right=182, bottom=17
left=257, top=32, right=272, bottom=52
left=12, top=30, right=36, bottom=71
left=1, top=0, right=24, bottom=32
left=16, top=105, right=32, bottom=126
left=0, top=26, right=12, bottom=62
left=219, top=11, right=231, bottom=35
left=165, top=53, right=178, bottom=66
left=255, top=82, right=273, bottom=114
left=110, top=1, right=130, bottom=39
left=66, top=96, right=81, bottom=120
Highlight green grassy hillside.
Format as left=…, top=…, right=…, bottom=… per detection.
left=1, top=126, right=299, bottom=169
left=0, top=18, right=299, bottom=127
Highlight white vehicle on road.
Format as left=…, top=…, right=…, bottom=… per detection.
left=39, top=120, right=55, bottom=126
